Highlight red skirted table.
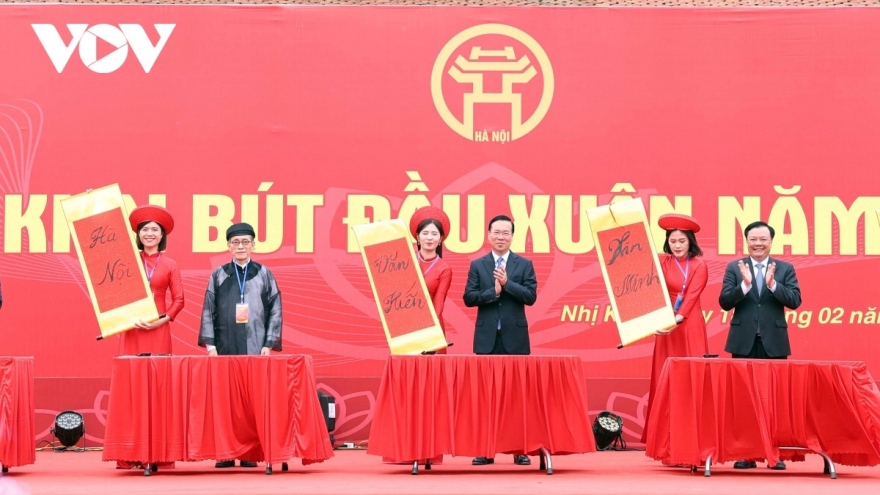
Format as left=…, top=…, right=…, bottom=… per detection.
left=102, top=355, right=333, bottom=475
left=367, top=355, right=596, bottom=474
left=645, top=358, right=880, bottom=477
left=0, top=356, right=35, bottom=474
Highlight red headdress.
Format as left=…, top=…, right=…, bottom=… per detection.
left=409, top=206, right=451, bottom=241
left=129, top=205, right=175, bottom=234
left=657, top=213, right=700, bottom=233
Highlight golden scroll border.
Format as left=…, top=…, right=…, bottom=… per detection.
left=60, top=184, right=159, bottom=340
left=587, top=198, right=677, bottom=347
left=352, top=219, right=448, bottom=355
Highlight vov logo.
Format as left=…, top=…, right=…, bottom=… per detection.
left=32, top=24, right=175, bottom=74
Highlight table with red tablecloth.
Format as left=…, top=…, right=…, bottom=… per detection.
left=0, top=356, right=35, bottom=473
left=645, top=358, right=880, bottom=475
left=367, top=355, right=596, bottom=473
left=102, top=355, right=333, bottom=472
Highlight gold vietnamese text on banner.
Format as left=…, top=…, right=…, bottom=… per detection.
left=61, top=184, right=159, bottom=340
left=352, top=219, right=448, bottom=355
left=586, top=198, right=676, bottom=347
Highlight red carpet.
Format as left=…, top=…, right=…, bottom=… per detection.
left=2, top=450, right=878, bottom=495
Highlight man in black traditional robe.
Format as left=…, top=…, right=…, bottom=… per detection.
left=198, top=222, right=283, bottom=468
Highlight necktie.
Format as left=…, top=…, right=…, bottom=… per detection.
left=755, top=263, right=764, bottom=296
left=496, top=257, right=504, bottom=330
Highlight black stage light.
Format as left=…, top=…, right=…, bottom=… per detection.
left=593, top=411, right=626, bottom=451
left=318, top=391, right=337, bottom=446
left=52, top=410, right=85, bottom=450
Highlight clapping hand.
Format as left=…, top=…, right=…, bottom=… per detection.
left=656, top=314, right=684, bottom=335
left=765, top=262, right=777, bottom=289
left=737, top=260, right=752, bottom=285
left=493, top=265, right=507, bottom=286
left=494, top=265, right=506, bottom=295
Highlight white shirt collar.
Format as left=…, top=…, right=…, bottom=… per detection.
left=750, top=256, right=770, bottom=267
left=493, top=251, right=510, bottom=264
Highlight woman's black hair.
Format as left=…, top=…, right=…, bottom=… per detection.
left=663, top=229, right=702, bottom=257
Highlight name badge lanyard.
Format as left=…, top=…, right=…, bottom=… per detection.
left=235, top=262, right=249, bottom=304
left=673, top=255, right=689, bottom=312
left=143, top=252, right=161, bottom=282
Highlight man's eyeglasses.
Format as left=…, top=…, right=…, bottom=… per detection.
left=228, top=240, right=253, bottom=247
left=490, top=231, right=513, bottom=238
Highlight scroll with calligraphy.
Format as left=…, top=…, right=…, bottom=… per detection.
left=352, top=219, right=448, bottom=355
left=61, top=184, right=159, bottom=340
left=587, top=198, right=676, bottom=347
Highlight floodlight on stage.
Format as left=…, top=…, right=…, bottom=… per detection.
left=52, top=410, right=85, bottom=449
left=593, top=411, right=625, bottom=450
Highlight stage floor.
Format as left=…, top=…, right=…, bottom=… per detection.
left=2, top=449, right=877, bottom=495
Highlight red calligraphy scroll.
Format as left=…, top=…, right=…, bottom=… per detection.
left=588, top=198, right=676, bottom=346
left=353, top=219, right=448, bottom=354
left=596, top=225, right=666, bottom=322
left=72, top=209, right=146, bottom=313
left=61, top=184, right=159, bottom=339
left=362, top=238, right=436, bottom=338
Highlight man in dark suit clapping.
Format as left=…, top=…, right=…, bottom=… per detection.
left=463, top=214, right=538, bottom=467
left=720, top=220, right=802, bottom=471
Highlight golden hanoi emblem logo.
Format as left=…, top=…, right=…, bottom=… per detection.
left=431, top=24, right=554, bottom=142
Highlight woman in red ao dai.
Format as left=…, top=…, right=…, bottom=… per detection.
left=640, top=213, right=708, bottom=444
left=409, top=206, right=453, bottom=353
left=116, top=205, right=185, bottom=470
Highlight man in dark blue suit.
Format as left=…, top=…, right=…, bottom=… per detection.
left=464, top=214, right=538, bottom=466
left=720, top=220, right=802, bottom=471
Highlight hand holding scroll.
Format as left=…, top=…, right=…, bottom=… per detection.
left=133, top=318, right=158, bottom=331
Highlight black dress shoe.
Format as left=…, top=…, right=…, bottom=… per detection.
left=472, top=457, right=495, bottom=465
left=768, top=461, right=786, bottom=470
left=215, top=460, right=235, bottom=468
left=513, top=455, right=531, bottom=466
left=733, top=460, right=757, bottom=469
left=239, top=461, right=258, bottom=468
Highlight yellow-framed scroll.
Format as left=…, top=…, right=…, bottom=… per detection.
left=352, top=219, right=448, bottom=355
left=587, top=198, right=676, bottom=347
left=61, top=184, right=159, bottom=340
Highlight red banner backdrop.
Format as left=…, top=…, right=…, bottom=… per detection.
left=1, top=6, right=880, bottom=445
